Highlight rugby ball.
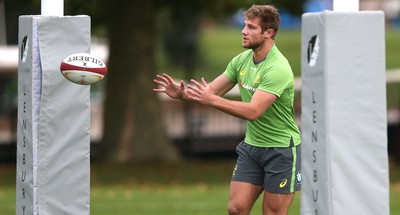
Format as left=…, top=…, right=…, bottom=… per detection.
left=60, top=52, right=108, bottom=85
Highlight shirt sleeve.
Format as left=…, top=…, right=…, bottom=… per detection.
left=223, top=56, right=239, bottom=83
left=258, top=65, right=292, bottom=97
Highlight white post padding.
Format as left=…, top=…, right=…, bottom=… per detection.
left=301, top=11, right=389, bottom=215
left=41, top=0, right=64, bottom=16
left=333, top=0, right=359, bottom=12
left=17, top=15, right=91, bottom=215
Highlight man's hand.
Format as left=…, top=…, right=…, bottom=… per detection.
left=153, top=73, right=186, bottom=100
left=186, top=78, right=215, bottom=105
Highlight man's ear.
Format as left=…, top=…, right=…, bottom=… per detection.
left=264, top=29, right=275, bottom=39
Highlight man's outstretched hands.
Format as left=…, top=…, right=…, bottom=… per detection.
left=153, top=74, right=215, bottom=104
left=153, top=74, right=186, bottom=100
left=186, top=78, right=215, bottom=105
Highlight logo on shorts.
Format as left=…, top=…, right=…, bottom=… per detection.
left=296, top=172, right=302, bottom=183
left=232, top=165, right=237, bottom=176
left=279, top=179, right=288, bottom=188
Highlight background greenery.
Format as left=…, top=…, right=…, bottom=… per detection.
left=1, top=26, right=399, bottom=215
left=158, top=26, right=400, bottom=108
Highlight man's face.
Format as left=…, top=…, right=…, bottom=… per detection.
left=241, top=17, right=265, bottom=49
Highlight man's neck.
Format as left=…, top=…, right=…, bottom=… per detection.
left=253, top=41, right=275, bottom=63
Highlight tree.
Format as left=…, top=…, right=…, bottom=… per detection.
left=96, top=0, right=181, bottom=163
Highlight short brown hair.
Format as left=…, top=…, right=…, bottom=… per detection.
left=244, top=5, right=280, bottom=39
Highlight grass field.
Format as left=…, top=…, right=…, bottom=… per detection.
left=1, top=159, right=400, bottom=215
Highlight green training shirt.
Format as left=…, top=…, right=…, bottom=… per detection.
left=223, top=45, right=301, bottom=147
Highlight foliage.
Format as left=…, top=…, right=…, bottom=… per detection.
left=181, top=27, right=400, bottom=108
left=195, top=27, right=400, bottom=78
left=155, top=0, right=306, bottom=18
left=62, top=0, right=306, bottom=38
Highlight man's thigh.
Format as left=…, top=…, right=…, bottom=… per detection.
left=228, top=181, right=264, bottom=211
left=262, top=191, right=295, bottom=214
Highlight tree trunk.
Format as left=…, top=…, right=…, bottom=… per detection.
left=97, top=0, right=181, bottom=163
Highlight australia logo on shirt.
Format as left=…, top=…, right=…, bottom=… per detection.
left=239, top=80, right=256, bottom=92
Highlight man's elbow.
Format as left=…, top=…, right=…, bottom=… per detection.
left=246, top=111, right=263, bottom=121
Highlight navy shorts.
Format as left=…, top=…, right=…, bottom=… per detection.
left=231, top=141, right=301, bottom=194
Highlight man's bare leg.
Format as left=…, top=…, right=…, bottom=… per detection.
left=227, top=181, right=264, bottom=215
left=262, top=191, right=295, bottom=215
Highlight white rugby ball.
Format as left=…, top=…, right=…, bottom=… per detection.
left=60, top=52, right=108, bottom=85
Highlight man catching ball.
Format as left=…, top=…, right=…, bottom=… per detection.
left=154, top=5, right=301, bottom=215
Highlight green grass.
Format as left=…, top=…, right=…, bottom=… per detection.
left=1, top=159, right=400, bottom=215
left=91, top=185, right=299, bottom=215
left=0, top=160, right=298, bottom=215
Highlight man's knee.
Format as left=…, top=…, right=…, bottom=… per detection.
left=227, top=200, right=249, bottom=215
left=264, top=203, right=288, bottom=215
left=262, top=192, right=294, bottom=215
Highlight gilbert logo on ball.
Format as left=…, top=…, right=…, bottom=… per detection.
left=60, top=53, right=108, bottom=85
